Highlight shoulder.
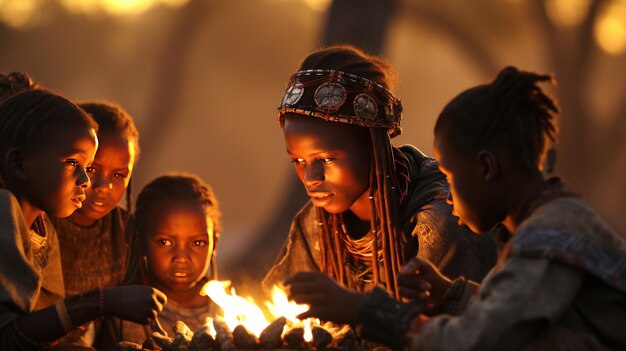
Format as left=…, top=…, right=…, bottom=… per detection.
left=513, top=196, right=626, bottom=292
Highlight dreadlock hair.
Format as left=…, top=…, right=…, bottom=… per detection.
left=0, top=89, right=98, bottom=188
left=283, top=45, right=407, bottom=299
left=435, top=66, right=560, bottom=172
left=0, top=72, right=43, bottom=188
left=78, top=101, right=140, bottom=212
left=123, top=173, right=221, bottom=286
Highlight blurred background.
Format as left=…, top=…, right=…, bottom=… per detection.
left=1, top=0, right=624, bottom=287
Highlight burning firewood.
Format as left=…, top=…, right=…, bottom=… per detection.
left=233, top=324, right=260, bottom=349
left=283, top=326, right=306, bottom=349
left=142, top=338, right=161, bottom=350
left=190, top=325, right=219, bottom=350
left=259, top=316, right=286, bottom=349
left=332, top=325, right=359, bottom=349
left=213, top=316, right=236, bottom=351
left=118, top=341, right=143, bottom=350
left=152, top=332, right=174, bottom=350
left=311, top=326, right=333, bottom=349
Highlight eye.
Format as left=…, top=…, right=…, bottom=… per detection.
left=321, top=158, right=334, bottom=164
left=86, top=166, right=96, bottom=174
left=66, top=159, right=79, bottom=167
left=193, top=240, right=207, bottom=247
left=157, top=239, right=172, bottom=246
left=291, top=158, right=305, bottom=165
left=114, top=173, right=128, bottom=179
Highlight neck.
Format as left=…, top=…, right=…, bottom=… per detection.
left=502, top=172, right=549, bottom=234
left=17, top=196, right=41, bottom=229
left=349, top=189, right=373, bottom=222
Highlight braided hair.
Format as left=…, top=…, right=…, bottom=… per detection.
left=0, top=72, right=43, bottom=187
left=124, top=174, right=222, bottom=286
left=78, top=101, right=140, bottom=212
left=435, top=66, right=559, bottom=171
left=0, top=89, right=97, bottom=184
left=282, top=45, right=408, bottom=298
left=0, top=71, right=42, bottom=102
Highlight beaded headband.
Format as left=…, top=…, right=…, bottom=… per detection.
left=277, top=69, right=403, bottom=137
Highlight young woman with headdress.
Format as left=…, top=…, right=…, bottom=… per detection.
left=263, top=45, right=497, bottom=305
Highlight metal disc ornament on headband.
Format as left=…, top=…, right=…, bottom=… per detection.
left=281, top=81, right=304, bottom=106
left=314, top=82, right=347, bottom=110
left=277, top=69, right=403, bottom=137
left=354, top=93, right=378, bottom=120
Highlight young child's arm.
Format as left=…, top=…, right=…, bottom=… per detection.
left=1, top=286, right=165, bottom=350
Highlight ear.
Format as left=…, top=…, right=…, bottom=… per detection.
left=477, top=150, right=499, bottom=182
left=4, top=148, right=28, bottom=182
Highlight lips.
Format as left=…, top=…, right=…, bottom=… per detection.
left=308, top=192, right=334, bottom=207
left=71, top=194, right=86, bottom=208
left=84, top=198, right=110, bottom=213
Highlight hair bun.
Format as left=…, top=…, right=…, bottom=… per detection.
left=0, top=72, right=40, bottom=103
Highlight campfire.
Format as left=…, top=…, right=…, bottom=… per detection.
left=119, top=280, right=360, bottom=351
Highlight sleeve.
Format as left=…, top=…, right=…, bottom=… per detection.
left=412, top=199, right=497, bottom=282
left=407, top=257, right=585, bottom=351
left=0, top=191, right=46, bottom=349
left=261, top=204, right=320, bottom=292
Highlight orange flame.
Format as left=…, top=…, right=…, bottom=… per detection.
left=201, top=280, right=320, bottom=341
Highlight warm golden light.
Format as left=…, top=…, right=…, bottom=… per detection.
left=201, top=280, right=320, bottom=340
left=545, top=0, right=592, bottom=27
left=202, top=280, right=270, bottom=337
left=265, top=285, right=309, bottom=324
left=594, top=0, right=626, bottom=55
left=0, top=0, right=39, bottom=29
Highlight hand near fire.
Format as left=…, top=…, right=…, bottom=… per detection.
left=104, top=285, right=167, bottom=324
left=284, top=272, right=365, bottom=325
left=398, top=257, right=452, bottom=312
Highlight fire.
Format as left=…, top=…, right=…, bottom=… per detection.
left=201, top=280, right=320, bottom=342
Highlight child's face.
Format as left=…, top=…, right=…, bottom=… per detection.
left=73, top=132, right=137, bottom=222
left=145, top=203, right=214, bottom=293
left=22, top=126, right=98, bottom=218
left=283, top=116, right=370, bottom=215
left=434, top=132, right=498, bottom=233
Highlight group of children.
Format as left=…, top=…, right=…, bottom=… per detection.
left=0, top=43, right=624, bottom=351
left=0, top=72, right=220, bottom=350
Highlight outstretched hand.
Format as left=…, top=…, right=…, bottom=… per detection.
left=284, top=272, right=364, bottom=325
left=398, top=257, right=451, bottom=312
left=104, top=285, right=167, bottom=325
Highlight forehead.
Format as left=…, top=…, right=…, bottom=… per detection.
left=283, top=115, right=368, bottom=152
left=92, top=132, right=136, bottom=160
left=149, top=202, right=212, bottom=229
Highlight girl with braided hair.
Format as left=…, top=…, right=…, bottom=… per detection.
left=97, top=174, right=221, bottom=349
left=0, top=89, right=164, bottom=351
left=264, top=45, right=497, bottom=317
left=317, top=66, right=626, bottom=350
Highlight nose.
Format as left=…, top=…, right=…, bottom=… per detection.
left=92, top=174, right=113, bottom=193
left=173, top=244, right=191, bottom=262
left=77, top=167, right=91, bottom=189
left=303, top=161, right=324, bottom=187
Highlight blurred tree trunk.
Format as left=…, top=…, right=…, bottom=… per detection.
left=139, top=0, right=212, bottom=169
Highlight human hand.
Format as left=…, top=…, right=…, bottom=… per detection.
left=103, top=285, right=167, bottom=324
left=398, top=257, right=451, bottom=311
left=283, top=272, right=364, bottom=325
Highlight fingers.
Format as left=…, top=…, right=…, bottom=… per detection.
left=399, top=287, right=430, bottom=301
